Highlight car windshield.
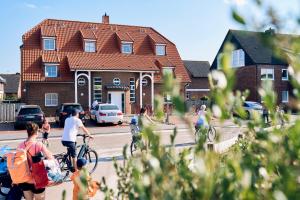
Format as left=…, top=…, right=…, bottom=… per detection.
left=19, top=108, right=41, bottom=115
left=246, top=102, right=262, bottom=109
left=100, top=105, right=119, bottom=110
left=63, top=105, right=83, bottom=112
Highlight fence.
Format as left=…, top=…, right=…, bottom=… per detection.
left=0, top=103, right=25, bottom=123
left=185, top=100, right=210, bottom=112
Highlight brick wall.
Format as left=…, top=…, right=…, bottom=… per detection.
left=186, top=77, right=209, bottom=100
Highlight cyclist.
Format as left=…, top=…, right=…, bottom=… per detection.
left=195, top=105, right=208, bottom=131
left=61, top=109, right=93, bottom=172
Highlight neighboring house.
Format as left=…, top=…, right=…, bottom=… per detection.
left=21, top=14, right=190, bottom=116
left=0, top=73, right=21, bottom=100
left=0, top=76, right=5, bottom=101
left=184, top=60, right=210, bottom=100
left=211, top=29, right=292, bottom=106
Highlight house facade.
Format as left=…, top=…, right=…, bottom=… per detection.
left=0, top=76, right=5, bottom=101
left=21, top=15, right=190, bottom=116
left=211, top=29, right=292, bottom=106
left=0, top=73, right=21, bottom=100
left=184, top=60, right=210, bottom=100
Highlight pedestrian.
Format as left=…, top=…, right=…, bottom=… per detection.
left=18, top=122, right=54, bottom=200
left=262, top=102, right=269, bottom=124
left=62, top=109, right=93, bottom=172
left=92, top=100, right=98, bottom=109
left=139, top=106, right=154, bottom=126
left=41, top=119, right=50, bottom=147
left=71, top=158, right=100, bottom=200
left=276, top=105, right=285, bottom=127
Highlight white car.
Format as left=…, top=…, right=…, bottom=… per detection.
left=90, top=104, right=123, bottom=124
left=243, top=101, right=263, bottom=119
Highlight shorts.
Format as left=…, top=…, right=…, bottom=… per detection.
left=19, top=183, right=45, bottom=194
left=43, top=132, right=49, bottom=139
left=62, top=141, right=77, bottom=158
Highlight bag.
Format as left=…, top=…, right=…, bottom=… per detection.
left=43, top=159, right=63, bottom=186
left=5, top=143, right=33, bottom=184
left=5, top=185, right=23, bottom=200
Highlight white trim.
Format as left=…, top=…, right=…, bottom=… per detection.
left=70, top=69, right=158, bottom=73
left=282, top=69, right=289, bottom=81
left=88, top=71, right=91, bottom=108
left=84, top=39, right=97, bottom=42
left=186, top=89, right=210, bottom=92
left=42, top=36, right=56, bottom=39
left=151, top=72, right=154, bottom=110
left=43, top=38, right=56, bottom=51
left=261, top=68, right=274, bottom=80
left=75, top=71, right=78, bottom=103
left=140, top=72, right=142, bottom=109
left=155, top=43, right=166, bottom=46
left=121, top=41, right=134, bottom=44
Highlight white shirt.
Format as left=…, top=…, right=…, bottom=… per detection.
left=62, top=116, right=83, bottom=142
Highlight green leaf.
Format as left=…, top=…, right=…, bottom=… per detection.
left=232, top=10, right=246, bottom=25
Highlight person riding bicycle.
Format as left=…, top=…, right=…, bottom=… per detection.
left=195, top=105, right=208, bottom=131
left=61, top=109, right=93, bottom=172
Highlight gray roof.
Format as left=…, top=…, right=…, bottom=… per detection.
left=0, top=74, right=20, bottom=93
left=230, top=29, right=289, bottom=65
left=183, top=60, right=210, bottom=78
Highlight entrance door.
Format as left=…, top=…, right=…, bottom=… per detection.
left=108, top=91, right=125, bottom=113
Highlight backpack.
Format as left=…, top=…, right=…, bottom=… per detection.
left=5, top=143, right=33, bottom=184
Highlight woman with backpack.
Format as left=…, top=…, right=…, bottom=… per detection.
left=17, top=122, right=54, bottom=200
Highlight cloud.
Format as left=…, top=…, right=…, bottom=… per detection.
left=224, top=0, right=247, bottom=6
left=25, top=3, right=37, bottom=9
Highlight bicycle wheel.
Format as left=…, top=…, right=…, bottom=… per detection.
left=83, top=149, right=98, bottom=174
left=130, top=140, right=138, bottom=156
left=207, top=126, right=217, bottom=142
left=55, top=154, right=70, bottom=181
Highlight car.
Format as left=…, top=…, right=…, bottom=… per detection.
left=243, top=101, right=263, bottom=119
left=55, top=103, right=86, bottom=127
left=90, top=104, right=123, bottom=125
left=14, top=105, right=45, bottom=129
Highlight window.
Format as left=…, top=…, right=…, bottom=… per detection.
left=84, top=40, right=96, bottom=52
left=93, top=77, right=102, bottom=102
left=156, top=44, right=166, bottom=56
left=164, top=94, right=172, bottom=103
left=142, top=78, right=148, bottom=86
left=261, top=68, right=274, bottom=80
left=121, top=42, right=133, bottom=54
left=45, top=93, right=58, bottom=107
left=43, top=38, right=56, bottom=50
left=45, top=65, right=58, bottom=78
left=231, top=49, right=245, bottom=67
left=113, top=78, right=121, bottom=85
left=282, top=69, right=288, bottom=80
left=163, top=68, right=173, bottom=76
left=130, top=78, right=135, bottom=102
left=282, top=91, right=289, bottom=103
left=78, top=77, right=86, bottom=86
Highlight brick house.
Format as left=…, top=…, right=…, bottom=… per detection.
left=0, top=76, right=5, bottom=101
left=21, top=15, right=190, bottom=116
left=0, top=73, right=21, bottom=100
left=183, top=60, right=210, bottom=100
left=211, top=29, right=292, bottom=106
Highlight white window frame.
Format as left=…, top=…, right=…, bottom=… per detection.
left=231, top=49, right=245, bottom=67
left=93, top=77, right=102, bottom=103
left=43, top=37, right=56, bottom=51
left=282, top=69, right=289, bottom=81
left=282, top=91, right=289, bottom=103
left=130, top=77, right=135, bottom=103
left=121, top=42, right=133, bottom=54
left=45, top=93, right=58, bottom=107
left=155, top=44, right=166, bottom=56
left=261, top=68, right=274, bottom=80
left=84, top=40, right=96, bottom=52
left=45, top=64, right=58, bottom=78
left=113, top=78, right=121, bottom=86
left=142, top=78, right=148, bottom=86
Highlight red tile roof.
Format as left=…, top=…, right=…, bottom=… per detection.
left=21, top=19, right=190, bottom=83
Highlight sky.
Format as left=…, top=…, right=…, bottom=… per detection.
left=0, top=0, right=299, bottom=73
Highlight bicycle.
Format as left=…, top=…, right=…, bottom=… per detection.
left=195, top=125, right=217, bottom=143
left=130, top=123, right=141, bottom=156
left=54, top=134, right=98, bottom=181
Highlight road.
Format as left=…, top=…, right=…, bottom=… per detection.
left=0, top=120, right=244, bottom=200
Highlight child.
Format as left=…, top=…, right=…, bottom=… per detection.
left=41, top=119, right=51, bottom=147
left=71, top=158, right=100, bottom=200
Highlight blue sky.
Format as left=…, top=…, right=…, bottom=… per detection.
left=0, top=0, right=298, bottom=73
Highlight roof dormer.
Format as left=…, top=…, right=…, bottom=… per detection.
left=116, top=32, right=134, bottom=54
left=41, top=26, right=57, bottom=51
left=80, top=29, right=97, bottom=53
left=148, top=33, right=167, bottom=56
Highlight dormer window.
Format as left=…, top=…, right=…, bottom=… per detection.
left=84, top=40, right=96, bottom=52
left=45, top=64, right=58, bottom=78
left=43, top=37, right=56, bottom=51
left=121, top=42, right=133, bottom=54
left=156, top=44, right=166, bottom=56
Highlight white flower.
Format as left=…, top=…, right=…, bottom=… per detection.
left=273, top=190, right=287, bottom=200
left=241, top=170, right=251, bottom=188
left=212, top=105, right=222, bottom=118
left=259, top=167, right=268, bottom=179
left=142, top=175, right=151, bottom=186
left=149, top=157, right=160, bottom=171
left=288, top=66, right=294, bottom=76
left=193, top=157, right=206, bottom=175
left=211, top=70, right=227, bottom=89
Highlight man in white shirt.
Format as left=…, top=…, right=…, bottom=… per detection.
left=62, top=109, right=93, bottom=171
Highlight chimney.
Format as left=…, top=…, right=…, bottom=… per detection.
left=265, top=27, right=275, bottom=35
left=102, top=13, right=109, bottom=24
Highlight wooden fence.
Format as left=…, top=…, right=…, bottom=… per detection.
left=0, top=103, right=25, bottom=123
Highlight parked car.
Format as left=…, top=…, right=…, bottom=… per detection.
left=243, top=101, right=263, bottom=119
left=55, top=103, right=86, bottom=127
left=90, top=104, right=123, bottom=125
left=14, top=105, right=44, bottom=129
